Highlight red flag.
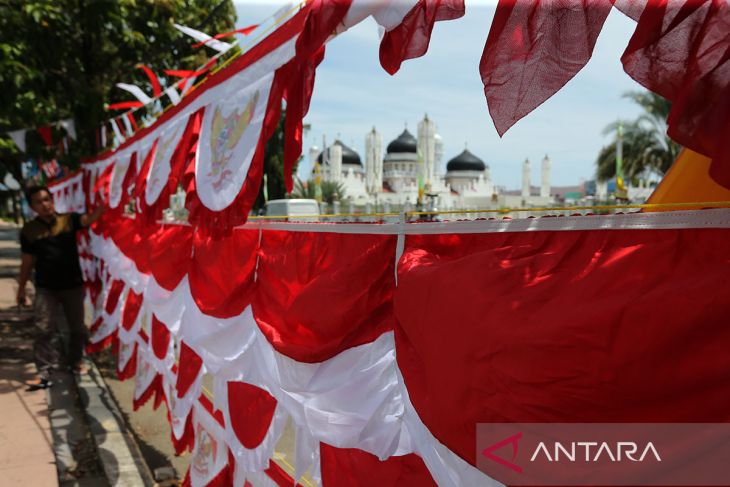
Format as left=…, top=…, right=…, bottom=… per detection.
left=281, top=46, right=326, bottom=193
left=126, top=112, right=139, bottom=132
left=275, top=0, right=353, bottom=193
left=107, top=101, right=144, bottom=111
left=136, top=64, right=162, bottom=97
left=296, top=0, right=352, bottom=59
left=379, top=0, right=465, bottom=75
left=93, top=163, right=114, bottom=204
left=620, top=0, right=730, bottom=187
left=480, top=0, right=614, bottom=136
left=41, top=159, right=61, bottom=179
left=38, top=125, right=53, bottom=146
left=164, top=59, right=218, bottom=80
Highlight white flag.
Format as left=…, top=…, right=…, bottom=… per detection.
left=100, top=124, right=107, bottom=148
left=111, top=118, right=125, bottom=146
left=173, top=23, right=233, bottom=53
left=165, top=86, right=181, bottom=105
left=59, top=118, right=77, bottom=140
left=116, top=83, right=153, bottom=105
left=7, top=129, right=27, bottom=152
left=121, top=114, right=134, bottom=136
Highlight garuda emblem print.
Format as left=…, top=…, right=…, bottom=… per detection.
left=207, top=90, right=260, bottom=191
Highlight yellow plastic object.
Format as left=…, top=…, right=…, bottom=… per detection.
left=646, top=149, right=730, bottom=210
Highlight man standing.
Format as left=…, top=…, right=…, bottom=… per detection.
left=17, top=186, right=104, bottom=390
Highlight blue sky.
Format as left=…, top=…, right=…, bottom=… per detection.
left=234, top=2, right=646, bottom=189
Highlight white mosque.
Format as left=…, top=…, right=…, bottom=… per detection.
left=309, top=114, right=554, bottom=213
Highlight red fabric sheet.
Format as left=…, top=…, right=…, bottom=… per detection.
left=252, top=230, right=396, bottom=363
left=121, top=290, right=144, bottom=331
left=147, top=224, right=193, bottom=291
left=395, top=228, right=730, bottom=467
left=227, top=381, right=277, bottom=449
left=320, top=444, right=437, bottom=486
left=188, top=228, right=258, bottom=318
left=151, top=314, right=171, bottom=360
left=104, top=279, right=125, bottom=315
left=481, top=0, right=614, bottom=136
left=177, top=341, right=203, bottom=399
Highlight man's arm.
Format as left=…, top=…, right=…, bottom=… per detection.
left=17, top=253, right=34, bottom=306
left=80, top=204, right=105, bottom=228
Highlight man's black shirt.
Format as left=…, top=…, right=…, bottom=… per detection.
left=20, top=212, right=83, bottom=289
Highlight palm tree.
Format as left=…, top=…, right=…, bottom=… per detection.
left=291, top=178, right=346, bottom=204
left=596, top=91, right=682, bottom=182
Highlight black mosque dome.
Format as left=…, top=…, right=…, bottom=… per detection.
left=317, top=140, right=362, bottom=166
left=386, top=129, right=418, bottom=154
left=446, top=149, right=486, bottom=172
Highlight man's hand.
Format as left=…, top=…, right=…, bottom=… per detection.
left=18, top=253, right=33, bottom=307
left=16, top=284, right=28, bottom=307
left=81, top=203, right=106, bottom=228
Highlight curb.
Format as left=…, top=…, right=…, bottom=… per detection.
left=75, top=361, right=155, bottom=487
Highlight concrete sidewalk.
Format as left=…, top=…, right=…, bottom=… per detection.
left=0, top=222, right=58, bottom=485
left=0, top=307, right=57, bottom=486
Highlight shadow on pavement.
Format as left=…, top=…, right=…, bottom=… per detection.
left=0, top=304, right=108, bottom=485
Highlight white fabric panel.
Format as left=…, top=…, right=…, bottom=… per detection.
left=339, top=0, right=419, bottom=33
left=233, top=208, right=730, bottom=235
left=117, top=330, right=137, bottom=372
left=90, top=284, right=126, bottom=347
left=108, top=149, right=133, bottom=208
left=145, top=117, right=187, bottom=205
left=295, top=424, right=321, bottom=483
left=144, top=276, right=187, bottom=335
left=133, top=344, right=159, bottom=402
left=116, top=301, right=145, bottom=345
left=189, top=401, right=230, bottom=486
left=195, top=71, right=273, bottom=211
left=162, top=370, right=195, bottom=442
left=179, top=297, right=259, bottom=376
left=372, top=0, right=420, bottom=30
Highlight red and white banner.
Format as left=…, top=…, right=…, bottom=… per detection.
left=84, top=208, right=730, bottom=486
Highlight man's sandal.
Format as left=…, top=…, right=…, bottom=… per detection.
left=24, top=377, right=52, bottom=391
left=71, top=362, right=90, bottom=375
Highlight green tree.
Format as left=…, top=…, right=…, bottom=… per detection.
left=0, top=0, right=237, bottom=184
left=596, top=91, right=682, bottom=182
left=254, top=109, right=287, bottom=211
left=253, top=116, right=312, bottom=211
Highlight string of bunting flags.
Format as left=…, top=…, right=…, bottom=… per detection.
left=48, top=0, right=730, bottom=485
left=6, top=118, right=76, bottom=153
